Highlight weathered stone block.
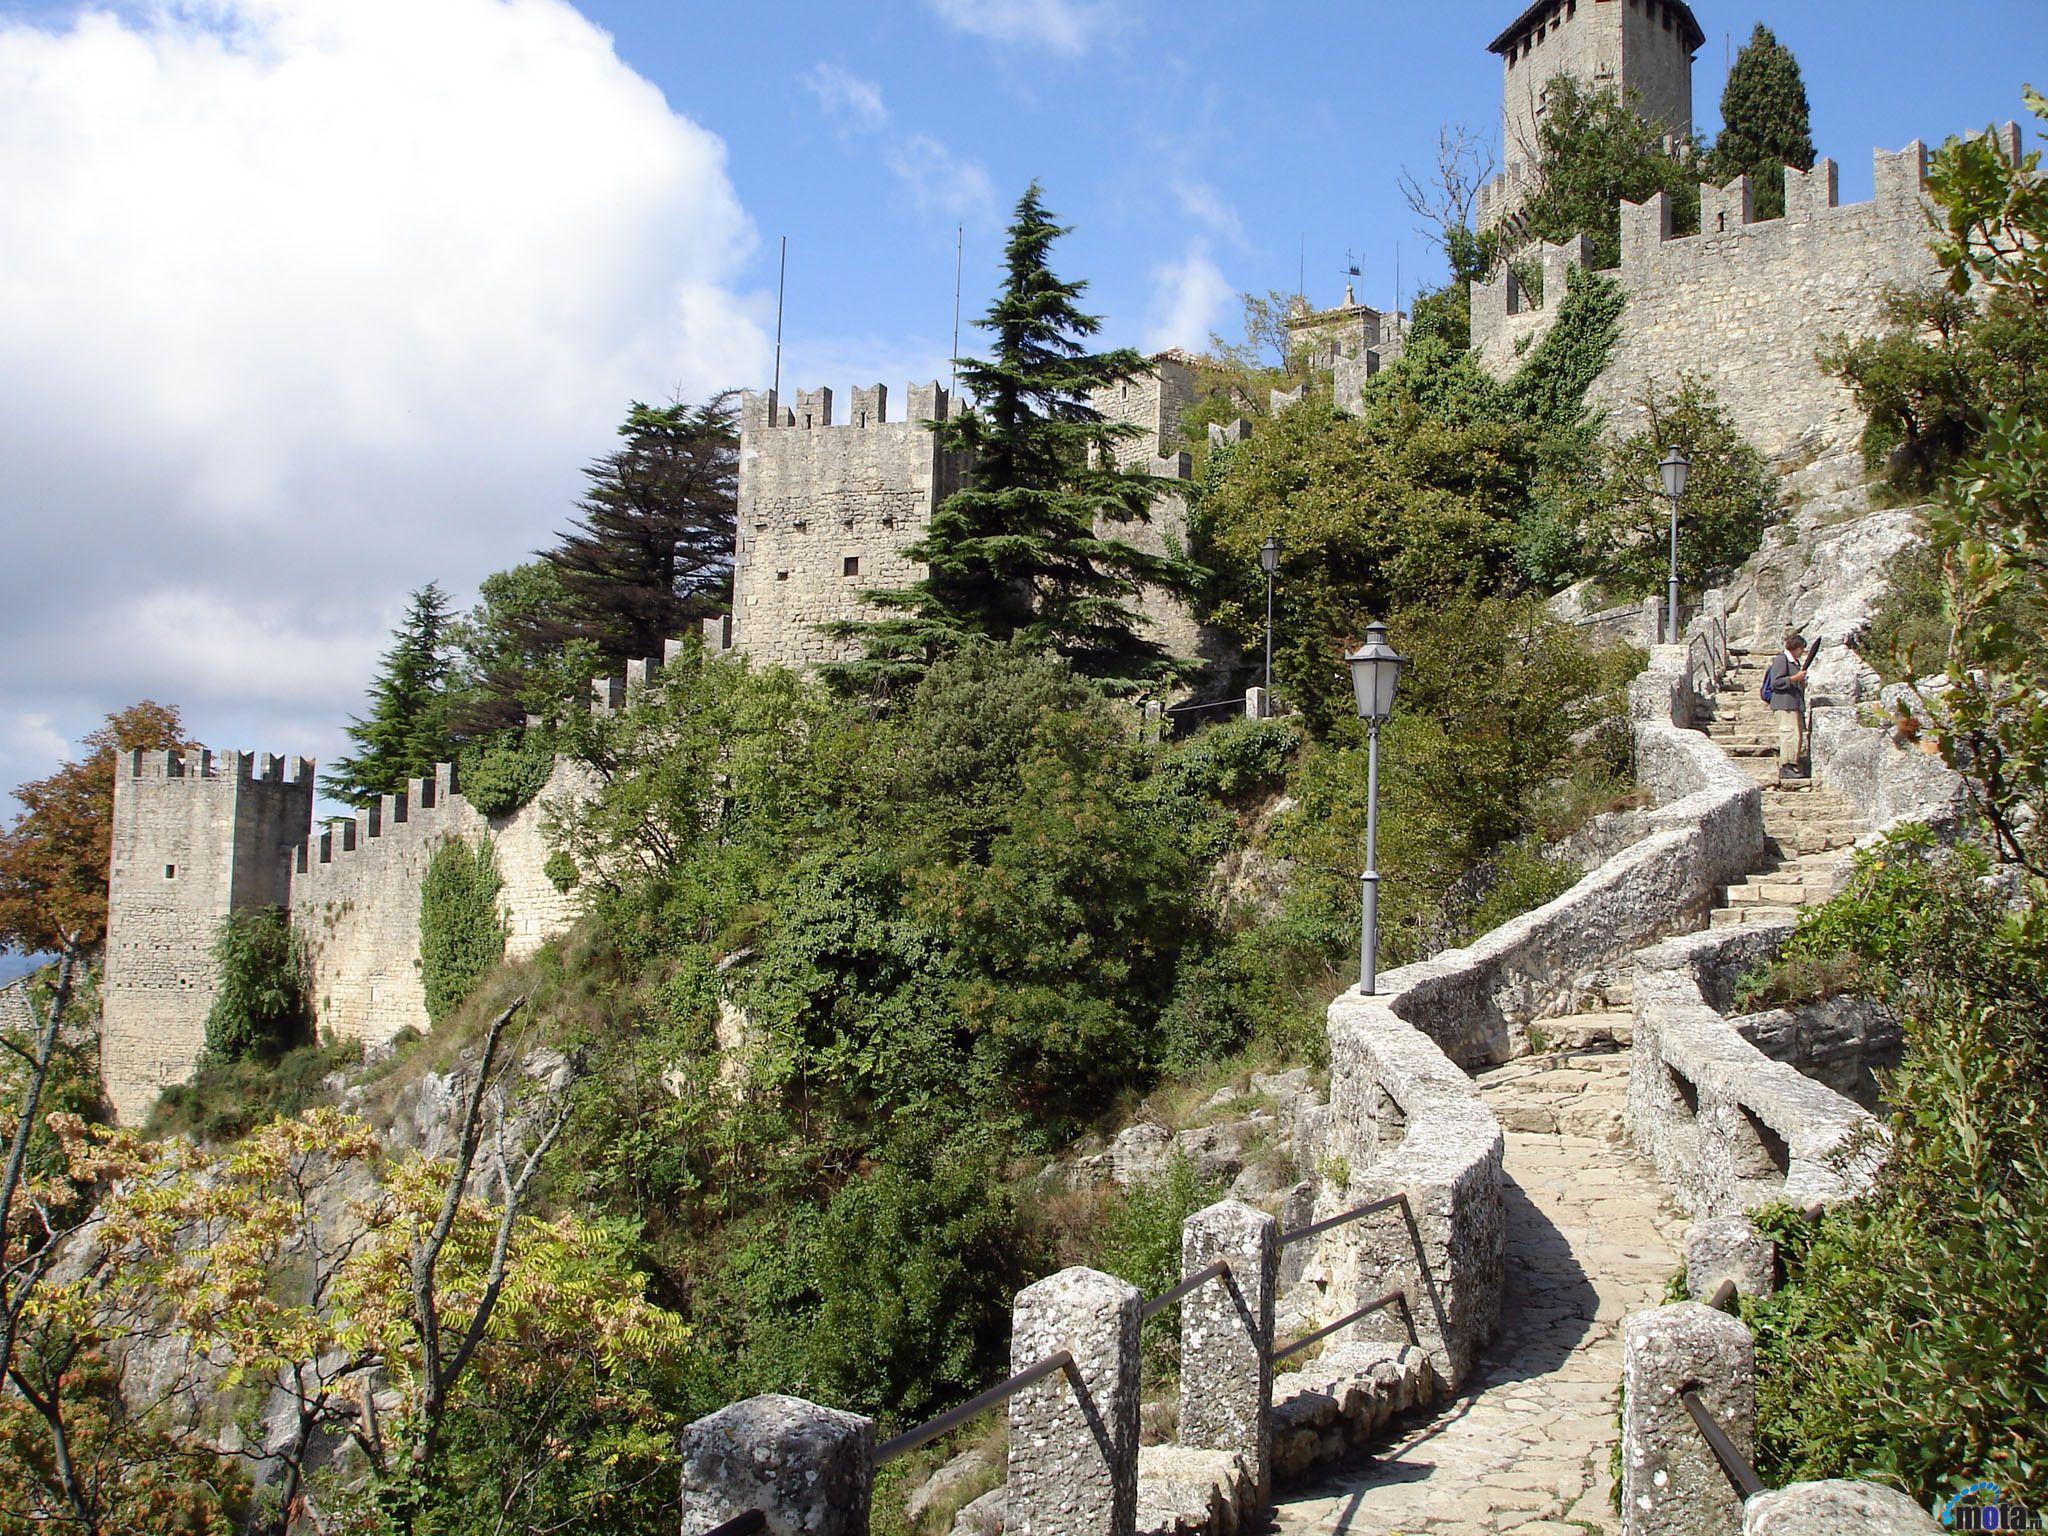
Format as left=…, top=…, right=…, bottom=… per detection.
left=1622, top=1303, right=1754, bottom=1536
left=1743, top=1480, right=1939, bottom=1535
left=679, top=1392, right=875, bottom=1536
left=1686, top=1216, right=1776, bottom=1302
left=1007, top=1267, right=1142, bottom=1536
left=1179, top=1201, right=1277, bottom=1497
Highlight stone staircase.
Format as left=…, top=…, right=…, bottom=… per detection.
left=1702, top=648, right=1865, bottom=927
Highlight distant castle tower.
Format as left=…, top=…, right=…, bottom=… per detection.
left=1479, top=0, right=1704, bottom=237
left=101, top=749, right=315, bottom=1123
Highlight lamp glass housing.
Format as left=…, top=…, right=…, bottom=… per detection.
left=1660, top=446, right=1691, bottom=501
left=1346, top=622, right=1409, bottom=722
left=1260, top=536, right=1279, bottom=575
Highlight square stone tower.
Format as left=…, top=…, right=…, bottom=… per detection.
left=1480, top=0, right=1703, bottom=234
left=101, top=748, right=314, bottom=1123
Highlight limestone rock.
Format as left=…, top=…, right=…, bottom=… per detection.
left=1744, top=1480, right=1940, bottom=1535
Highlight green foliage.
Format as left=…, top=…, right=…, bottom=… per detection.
left=1740, top=834, right=2048, bottom=1503
left=1269, top=596, right=1638, bottom=968
left=324, top=583, right=456, bottom=808
left=148, top=1034, right=364, bottom=1143
left=201, top=906, right=305, bottom=1063
left=543, top=849, right=579, bottom=892
left=830, top=184, right=1193, bottom=693
left=457, top=727, right=558, bottom=819
left=1579, top=378, right=1781, bottom=596
left=419, top=837, right=507, bottom=1025
left=1089, top=1157, right=1226, bottom=1375
left=1523, top=75, right=1700, bottom=269
left=539, top=396, right=739, bottom=667
left=1706, top=24, right=1815, bottom=222
left=1860, top=541, right=1953, bottom=686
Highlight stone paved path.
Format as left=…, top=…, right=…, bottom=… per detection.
left=1271, top=1028, right=1687, bottom=1536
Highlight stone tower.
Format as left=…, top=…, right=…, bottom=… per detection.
left=101, top=748, right=314, bottom=1123
left=718, top=383, right=972, bottom=669
left=1478, top=0, right=1703, bottom=235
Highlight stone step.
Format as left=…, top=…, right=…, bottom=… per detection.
left=1727, top=880, right=1811, bottom=906
left=1711, top=904, right=1800, bottom=929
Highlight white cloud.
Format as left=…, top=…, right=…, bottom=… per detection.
left=923, top=0, right=1122, bottom=55
left=887, top=134, right=997, bottom=221
left=1173, top=178, right=1246, bottom=249
left=0, top=0, right=768, bottom=790
left=1144, top=239, right=1233, bottom=353
left=802, top=61, right=888, bottom=132
left=799, top=61, right=994, bottom=223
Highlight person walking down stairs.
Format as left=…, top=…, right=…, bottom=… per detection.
left=1761, top=630, right=1812, bottom=781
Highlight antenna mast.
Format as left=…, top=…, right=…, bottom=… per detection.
left=771, top=235, right=788, bottom=408
left=951, top=224, right=963, bottom=393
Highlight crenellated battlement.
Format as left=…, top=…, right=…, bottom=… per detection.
left=125, top=747, right=315, bottom=786
left=739, top=381, right=965, bottom=437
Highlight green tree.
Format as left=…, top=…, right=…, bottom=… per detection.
left=1580, top=378, right=1781, bottom=597
left=202, top=906, right=305, bottom=1063
left=0, top=702, right=189, bottom=958
left=324, top=584, right=456, bottom=808
left=448, top=561, right=602, bottom=738
left=541, top=396, right=739, bottom=668
left=1524, top=76, right=1700, bottom=268
left=1707, top=24, right=1815, bottom=221
left=831, top=184, right=1192, bottom=693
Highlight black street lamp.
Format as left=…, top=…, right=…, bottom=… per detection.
left=1346, top=621, right=1409, bottom=995
left=1660, top=446, right=1690, bottom=645
left=1260, top=536, right=1279, bottom=716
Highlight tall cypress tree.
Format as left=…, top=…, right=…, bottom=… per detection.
left=540, top=395, right=738, bottom=666
left=323, top=583, right=455, bottom=807
left=1711, top=24, right=1815, bottom=222
left=830, top=183, right=1194, bottom=693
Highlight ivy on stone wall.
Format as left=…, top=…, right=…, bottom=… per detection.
left=1502, top=268, right=1626, bottom=435
left=419, top=835, right=507, bottom=1025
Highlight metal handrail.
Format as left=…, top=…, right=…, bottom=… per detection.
left=875, top=1350, right=1075, bottom=1465
left=702, top=1511, right=767, bottom=1536
left=1680, top=1388, right=1765, bottom=1499
left=1140, top=1259, right=1230, bottom=1322
left=1272, top=1288, right=1416, bottom=1362
left=1276, top=1192, right=1410, bottom=1250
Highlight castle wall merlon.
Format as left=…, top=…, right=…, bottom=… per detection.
left=1148, top=451, right=1193, bottom=483
left=1872, top=142, right=1930, bottom=207
left=1786, top=158, right=1841, bottom=220
left=1700, top=174, right=1754, bottom=236
left=591, top=675, right=625, bottom=715
left=1620, top=190, right=1675, bottom=268
left=793, top=387, right=832, bottom=428
left=850, top=384, right=887, bottom=426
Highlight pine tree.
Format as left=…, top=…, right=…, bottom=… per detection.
left=323, top=584, right=455, bottom=807
left=830, top=183, right=1194, bottom=693
left=1710, top=23, right=1815, bottom=222
left=540, top=396, right=738, bottom=666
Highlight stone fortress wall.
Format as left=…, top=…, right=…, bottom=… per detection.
left=101, top=750, right=316, bottom=1124
left=719, top=383, right=972, bottom=670
left=1466, top=139, right=1995, bottom=494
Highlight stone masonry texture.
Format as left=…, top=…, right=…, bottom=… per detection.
left=1621, top=1302, right=1754, bottom=1536
left=1743, top=1480, right=1939, bottom=1536
left=1007, top=1267, right=1143, bottom=1536
left=102, top=749, right=314, bottom=1125
left=678, top=1392, right=875, bottom=1536
left=1178, top=1200, right=1278, bottom=1498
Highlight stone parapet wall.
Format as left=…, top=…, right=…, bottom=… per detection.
left=1628, top=924, right=1888, bottom=1219
left=1808, top=706, right=1967, bottom=840
left=1471, top=135, right=2027, bottom=495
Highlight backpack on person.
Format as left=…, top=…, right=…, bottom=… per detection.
left=1760, top=671, right=1776, bottom=704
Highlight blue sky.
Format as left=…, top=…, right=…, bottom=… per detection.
left=0, top=0, right=2037, bottom=832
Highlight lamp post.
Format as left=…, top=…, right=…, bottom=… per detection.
left=1346, top=621, right=1409, bottom=995
left=1660, top=446, right=1690, bottom=645
left=1259, top=536, right=1279, bottom=716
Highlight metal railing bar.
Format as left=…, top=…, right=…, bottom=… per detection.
left=1680, top=1388, right=1765, bottom=1499
left=1276, top=1192, right=1408, bottom=1250
left=1706, top=1278, right=1738, bottom=1312
left=1271, top=1289, right=1412, bottom=1363
left=1140, top=1260, right=1230, bottom=1322
left=875, top=1349, right=1076, bottom=1464
left=702, top=1511, right=767, bottom=1536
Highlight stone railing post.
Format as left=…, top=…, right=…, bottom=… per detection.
left=1179, top=1200, right=1279, bottom=1498
left=1008, top=1266, right=1142, bottom=1536
left=1622, top=1302, right=1754, bottom=1536
left=1244, top=687, right=1266, bottom=720
left=680, top=1393, right=875, bottom=1536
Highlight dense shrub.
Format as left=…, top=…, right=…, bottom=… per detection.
left=419, top=836, right=507, bottom=1024
left=1740, top=833, right=2048, bottom=1502
left=459, top=729, right=558, bottom=818
left=202, top=905, right=305, bottom=1063
left=1088, top=1157, right=1227, bottom=1376
left=149, top=1035, right=363, bottom=1143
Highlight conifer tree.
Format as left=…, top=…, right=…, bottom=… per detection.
left=1710, top=23, right=1815, bottom=222
left=323, top=583, right=455, bottom=807
left=540, top=396, right=738, bottom=666
left=830, top=183, right=1193, bottom=693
